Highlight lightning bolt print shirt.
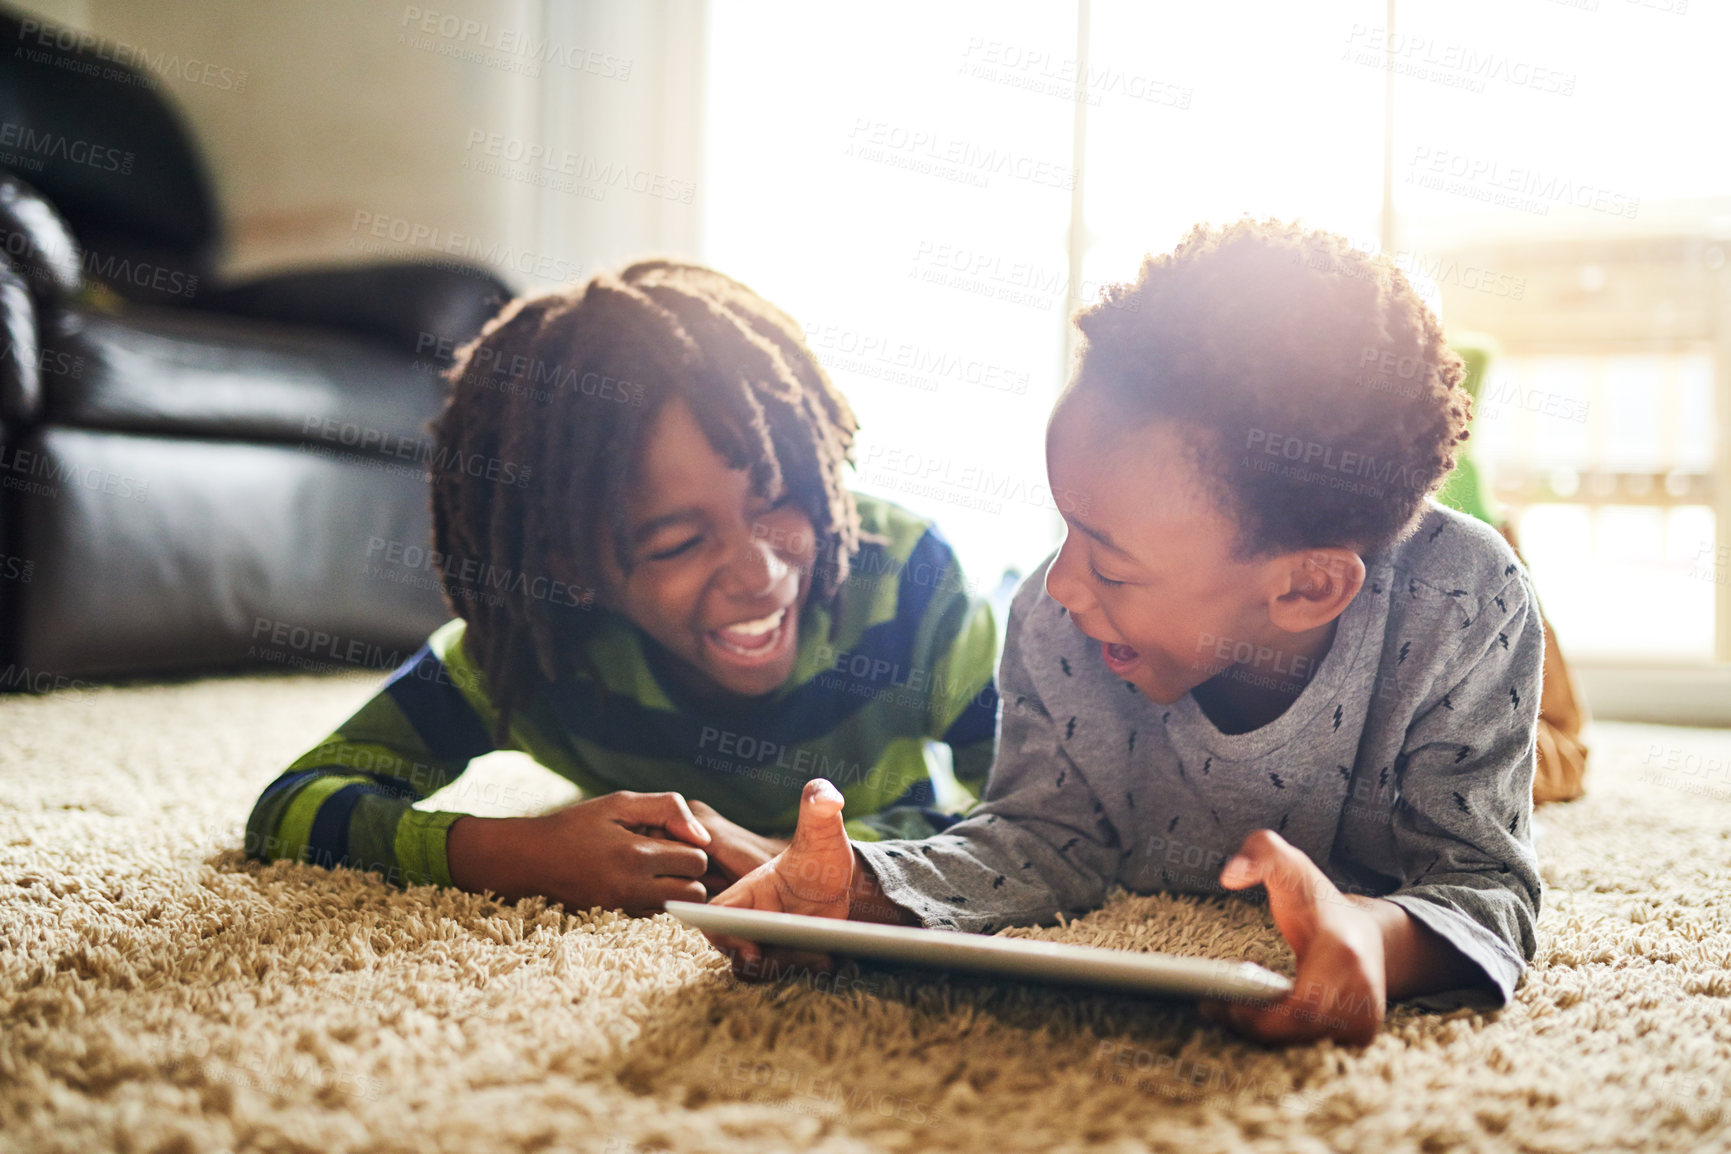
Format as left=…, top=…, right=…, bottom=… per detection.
left=856, top=502, right=1544, bottom=1008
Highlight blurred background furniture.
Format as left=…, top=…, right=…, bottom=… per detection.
left=1437, top=336, right=1590, bottom=803
left=1429, top=225, right=1731, bottom=726
left=0, top=8, right=510, bottom=681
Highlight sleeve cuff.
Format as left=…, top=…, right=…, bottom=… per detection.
left=392, top=809, right=468, bottom=888
left=854, top=841, right=967, bottom=931
left=1384, top=893, right=1527, bottom=1010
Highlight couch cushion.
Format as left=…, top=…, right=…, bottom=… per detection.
left=4, top=426, right=448, bottom=678
left=197, top=262, right=510, bottom=362
left=41, top=304, right=448, bottom=456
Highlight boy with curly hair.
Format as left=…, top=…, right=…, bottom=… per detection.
left=705, top=221, right=1544, bottom=1046
left=246, top=261, right=998, bottom=916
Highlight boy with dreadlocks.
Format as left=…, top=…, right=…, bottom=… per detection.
left=704, top=221, right=1545, bottom=1046
left=246, top=261, right=998, bottom=916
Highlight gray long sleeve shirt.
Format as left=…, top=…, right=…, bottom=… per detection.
left=854, top=502, right=1544, bottom=1006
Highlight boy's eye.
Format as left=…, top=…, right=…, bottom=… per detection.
left=647, top=536, right=699, bottom=564
left=1089, top=561, right=1127, bottom=588
left=752, top=494, right=795, bottom=519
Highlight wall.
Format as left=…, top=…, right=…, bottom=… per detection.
left=7, top=0, right=703, bottom=289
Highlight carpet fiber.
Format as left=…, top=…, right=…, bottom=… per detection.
left=5, top=670, right=1731, bottom=1153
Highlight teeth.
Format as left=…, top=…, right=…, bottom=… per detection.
left=720, top=609, right=785, bottom=637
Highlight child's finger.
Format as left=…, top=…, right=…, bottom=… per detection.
left=645, top=876, right=709, bottom=912
left=1219, top=828, right=1306, bottom=890
left=668, top=797, right=714, bottom=846
left=612, top=791, right=712, bottom=846
left=788, top=779, right=848, bottom=853
left=1224, top=996, right=1331, bottom=1046
left=697, top=926, right=834, bottom=983
left=702, top=930, right=761, bottom=970
left=707, top=862, right=776, bottom=906
left=1221, top=829, right=1336, bottom=956
left=703, top=834, right=774, bottom=882
left=640, top=838, right=710, bottom=879
left=1228, top=829, right=1335, bottom=901
left=1225, top=979, right=1380, bottom=1047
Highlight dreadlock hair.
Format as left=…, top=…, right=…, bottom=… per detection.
left=1068, top=219, right=1471, bottom=560
left=431, top=259, right=863, bottom=738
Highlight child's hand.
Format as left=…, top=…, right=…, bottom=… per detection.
left=703, top=779, right=855, bottom=979
left=448, top=791, right=712, bottom=917
left=1200, top=829, right=1387, bottom=1046
left=537, top=792, right=716, bottom=915
left=686, top=799, right=790, bottom=895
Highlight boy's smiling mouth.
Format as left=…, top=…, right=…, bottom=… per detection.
left=706, top=607, right=794, bottom=666
left=1066, top=622, right=1149, bottom=678
left=1067, top=612, right=1143, bottom=676
left=1100, top=640, right=1141, bottom=675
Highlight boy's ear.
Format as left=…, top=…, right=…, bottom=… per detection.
left=1267, top=548, right=1365, bottom=633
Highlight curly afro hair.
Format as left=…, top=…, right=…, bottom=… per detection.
left=431, top=259, right=862, bottom=737
left=1068, top=219, right=1471, bottom=560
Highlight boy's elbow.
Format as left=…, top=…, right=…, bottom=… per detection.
left=1516, top=874, right=1542, bottom=961
left=1478, top=858, right=1541, bottom=962
left=241, top=799, right=312, bottom=867
left=242, top=806, right=274, bottom=863
left=1400, top=867, right=1540, bottom=966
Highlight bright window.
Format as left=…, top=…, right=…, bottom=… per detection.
left=702, top=0, right=1731, bottom=659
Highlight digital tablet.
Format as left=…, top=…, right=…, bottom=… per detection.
left=667, top=901, right=1292, bottom=1003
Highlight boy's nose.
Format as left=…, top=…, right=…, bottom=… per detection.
left=722, top=537, right=792, bottom=598
left=1044, top=545, right=1094, bottom=616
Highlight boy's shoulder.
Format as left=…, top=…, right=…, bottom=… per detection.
left=824, top=491, right=977, bottom=641
left=1376, top=502, right=1527, bottom=609
left=422, top=616, right=496, bottom=700
left=850, top=490, right=950, bottom=559
left=844, top=490, right=974, bottom=596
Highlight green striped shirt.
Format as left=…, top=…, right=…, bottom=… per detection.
left=246, top=494, right=1000, bottom=889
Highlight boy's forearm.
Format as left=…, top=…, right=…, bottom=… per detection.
left=1361, top=896, right=1479, bottom=999
left=848, top=848, right=920, bottom=926
left=448, top=814, right=538, bottom=901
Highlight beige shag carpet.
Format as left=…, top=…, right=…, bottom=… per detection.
left=5, top=671, right=1731, bottom=1154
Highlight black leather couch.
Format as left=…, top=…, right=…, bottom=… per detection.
left=0, top=10, right=511, bottom=682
